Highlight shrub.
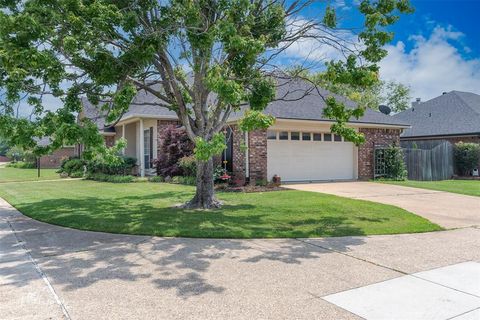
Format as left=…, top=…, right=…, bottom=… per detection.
left=171, top=176, right=196, bottom=185
left=384, top=145, right=407, bottom=180
left=154, top=125, right=194, bottom=177
left=178, top=155, right=196, bottom=177
left=454, top=142, right=480, bottom=176
left=6, top=161, right=36, bottom=169
left=69, top=171, right=85, bottom=178
left=58, top=158, right=87, bottom=177
left=85, top=173, right=134, bottom=183
left=148, top=176, right=165, bottom=183
left=87, top=156, right=137, bottom=175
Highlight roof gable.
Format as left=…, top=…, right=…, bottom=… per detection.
left=393, top=91, right=480, bottom=138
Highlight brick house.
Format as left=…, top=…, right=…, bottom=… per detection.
left=393, top=91, right=480, bottom=173
left=81, top=79, right=409, bottom=182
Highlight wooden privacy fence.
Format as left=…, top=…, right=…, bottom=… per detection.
left=401, top=140, right=454, bottom=181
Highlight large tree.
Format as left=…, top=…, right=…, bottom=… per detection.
left=0, top=0, right=412, bottom=208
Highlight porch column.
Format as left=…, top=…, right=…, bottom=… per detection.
left=121, top=124, right=126, bottom=155
left=139, top=119, right=145, bottom=177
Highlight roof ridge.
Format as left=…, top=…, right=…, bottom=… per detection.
left=451, top=91, right=480, bottom=116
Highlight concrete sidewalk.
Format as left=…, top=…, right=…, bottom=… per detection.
left=288, top=182, right=480, bottom=229
left=1, top=197, right=479, bottom=319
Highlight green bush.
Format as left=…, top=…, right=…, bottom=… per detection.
left=6, top=161, right=36, bottom=169
left=171, top=176, right=196, bottom=185
left=454, top=142, right=480, bottom=176
left=87, top=156, right=137, bottom=175
left=384, top=145, right=407, bottom=180
left=85, top=173, right=134, bottom=183
left=69, top=171, right=85, bottom=178
left=148, top=176, right=165, bottom=183
left=58, top=158, right=87, bottom=177
left=178, top=155, right=196, bottom=177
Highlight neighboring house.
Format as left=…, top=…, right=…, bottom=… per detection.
left=393, top=91, right=480, bottom=175
left=81, top=79, right=409, bottom=183
left=36, top=137, right=75, bottom=168
left=394, top=91, right=480, bottom=144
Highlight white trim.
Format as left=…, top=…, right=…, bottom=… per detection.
left=100, top=131, right=116, bottom=136
left=139, top=119, right=145, bottom=177
left=116, top=114, right=177, bottom=126
left=121, top=124, right=126, bottom=155
left=227, top=117, right=410, bottom=129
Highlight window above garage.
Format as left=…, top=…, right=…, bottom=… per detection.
left=267, top=131, right=347, bottom=142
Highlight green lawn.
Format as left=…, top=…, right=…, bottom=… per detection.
left=0, top=166, right=60, bottom=183
left=377, top=180, right=480, bottom=197
left=0, top=180, right=441, bottom=238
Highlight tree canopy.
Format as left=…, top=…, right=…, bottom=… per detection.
left=0, top=0, right=413, bottom=207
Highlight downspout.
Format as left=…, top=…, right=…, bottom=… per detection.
left=244, top=131, right=249, bottom=181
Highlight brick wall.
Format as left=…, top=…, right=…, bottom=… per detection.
left=39, top=147, right=75, bottom=168
left=358, top=128, right=402, bottom=180
left=248, top=129, right=268, bottom=183
left=231, top=125, right=246, bottom=185
left=230, top=126, right=268, bottom=185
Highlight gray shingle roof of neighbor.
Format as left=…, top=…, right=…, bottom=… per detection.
left=393, top=91, right=480, bottom=138
left=81, top=78, right=410, bottom=129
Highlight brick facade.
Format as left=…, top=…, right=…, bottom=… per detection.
left=358, top=128, right=402, bottom=180
left=230, top=126, right=268, bottom=185
left=231, top=125, right=246, bottom=185
left=248, top=129, right=268, bottom=183
left=39, top=147, right=75, bottom=168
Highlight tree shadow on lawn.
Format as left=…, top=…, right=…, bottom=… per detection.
left=1, top=194, right=368, bottom=299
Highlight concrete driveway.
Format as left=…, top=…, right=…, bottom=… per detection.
left=288, top=182, right=480, bottom=229
left=1, top=197, right=480, bottom=319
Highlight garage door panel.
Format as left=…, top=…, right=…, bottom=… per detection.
left=267, top=140, right=355, bottom=181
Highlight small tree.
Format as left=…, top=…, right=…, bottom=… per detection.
left=0, top=0, right=413, bottom=208
left=454, top=142, right=480, bottom=176
left=154, top=126, right=194, bottom=177
left=384, top=145, right=407, bottom=180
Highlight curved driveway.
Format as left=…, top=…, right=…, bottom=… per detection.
left=288, top=182, right=480, bottom=229
left=1, top=196, right=480, bottom=319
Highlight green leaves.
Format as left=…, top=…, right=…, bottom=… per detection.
left=194, top=133, right=226, bottom=161
left=239, top=110, right=275, bottom=132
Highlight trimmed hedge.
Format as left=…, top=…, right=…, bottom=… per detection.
left=85, top=173, right=135, bottom=183
left=6, top=161, right=36, bottom=169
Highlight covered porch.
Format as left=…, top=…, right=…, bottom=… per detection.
left=115, top=118, right=159, bottom=177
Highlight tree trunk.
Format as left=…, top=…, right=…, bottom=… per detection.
left=182, top=157, right=222, bottom=209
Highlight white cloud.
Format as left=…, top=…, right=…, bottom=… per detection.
left=379, top=26, right=480, bottom=101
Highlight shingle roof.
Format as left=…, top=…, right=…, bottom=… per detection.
left=259, top=78, right=409, bottom=126
left=81, top=78, right=409, bottom=129
left=393, top=91, right=480, bottom=138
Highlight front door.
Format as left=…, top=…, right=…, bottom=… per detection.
left=144, top=128, right=153, bottom=169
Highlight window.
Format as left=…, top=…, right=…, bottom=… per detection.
left=324, top=133, right=332, bottom=141
left=334, top=134, right=342, bottom=142
left=291, top=132, right=300, bottom=140
left=267, top=130, right=277, bottom=140
left=302, top=132, right=311, bottom=141
left=279, top=131, right=289, bottom=140
left=313, top=133, right=322, bottom=141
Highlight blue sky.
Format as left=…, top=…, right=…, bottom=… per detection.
left=284, top=0, right=480, bottom=101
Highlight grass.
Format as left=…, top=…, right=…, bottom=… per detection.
left=0, top=166, right=60, bottom=183
left=0, top=179, right=442, bottom=238
left=377, top=179, right=480, bottom=197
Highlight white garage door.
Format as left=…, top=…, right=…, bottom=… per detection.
left=267, top=131, right=356, bottom=182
